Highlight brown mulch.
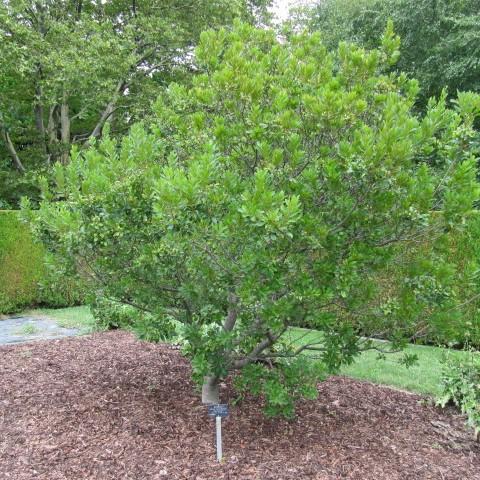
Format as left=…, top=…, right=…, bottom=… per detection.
left=0, top=331, right=478, bottom=480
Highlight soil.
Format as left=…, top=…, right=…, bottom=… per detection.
left=0, top=331, right=478, bottom=480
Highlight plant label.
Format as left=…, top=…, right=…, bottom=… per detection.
left=207, top=403, right=229, bottom=418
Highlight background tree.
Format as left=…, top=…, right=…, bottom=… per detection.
left=28, top=22, right=480, bottom=416
left=0, top=0, right=271, bottom=207
left=308, top=0, right=480, bottom=108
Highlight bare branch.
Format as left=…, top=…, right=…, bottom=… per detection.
left=233, top=326, right=287, bottom=369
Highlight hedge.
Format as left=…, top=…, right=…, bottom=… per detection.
left=0, top=210, right=85, bottom=314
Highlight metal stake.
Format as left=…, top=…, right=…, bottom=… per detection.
left=215, top=415, right=222, bottom=461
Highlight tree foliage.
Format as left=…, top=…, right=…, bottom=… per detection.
left=28, top=22, right=480, bottom=416
left=0, top=0, right=271, bottom=206
left=308, top=0, right=480, bottom=107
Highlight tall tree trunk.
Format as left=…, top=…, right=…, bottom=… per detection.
left=47, top=105, right=59, bottom=164
left=60, top=96, right=70, bottom=164
left=34, top=82, right=47, bottom=156
left=0, top=126, right=25, bottom=173
left=202, top=375, right=220, bottom=404
left=33, top=3, right=48, bottom=162
left=48, top=105, right=58, bottom=143
left=34, top=98, right=45, bottom=138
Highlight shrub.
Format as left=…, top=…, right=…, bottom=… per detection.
left=290, top=213, right=480, bottom=349
left=443, top=215, right=480, bottom=348
left=30, top=22, right=480, bottom=416
left=437, top=352, right=480, bottom=441
left=89, top=297, right=138, bottom=331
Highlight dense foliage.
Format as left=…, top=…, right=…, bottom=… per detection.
left=291, top=214, right=480, bottom=349
left=0, top=0, right=270, bottom=207
left=308, top=0, right=480, bottom=107
left=298, top=0, right=480, bottom=348
left=0, top=210, right=84, bottom=313
left=29, top=22, right=480, bottom=416
left=435, top=216, right=480, bottom=348
left=438, top=351, right=480, bottom=441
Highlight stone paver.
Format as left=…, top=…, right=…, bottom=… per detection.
left=0, top=316, right=79, bottom=345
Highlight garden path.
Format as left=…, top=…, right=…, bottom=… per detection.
left=0, top=316, right=79, bottom=345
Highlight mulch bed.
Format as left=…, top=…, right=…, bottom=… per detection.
left=0, top=331, right=478, bottom=479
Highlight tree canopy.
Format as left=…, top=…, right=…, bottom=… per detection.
left=308, top=0, right=480, bottom=107
left=28, top=21, right=480, bottom=416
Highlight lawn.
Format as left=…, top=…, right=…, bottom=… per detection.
left=20, top=306, right=476, bottom=398
left=286, top=327, right=472, bottom=397
left=25, top=305, right=95, bottom=332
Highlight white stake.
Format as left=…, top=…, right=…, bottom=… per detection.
left=215, top=415, right=222, bottom=461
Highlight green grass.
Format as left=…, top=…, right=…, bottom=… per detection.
left=15, top=323, right=40, bottom=336
left=25, top=306, right=95, bottom=332
left=340, top=342, right=461, bottom=397
left=286, top=327, right=475, bottom=397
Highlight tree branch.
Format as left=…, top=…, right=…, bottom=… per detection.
left=223, top=292, right=239, bottom=332
left=233, top=326, right=287, bottom=369
left=0, top=123, right=25, bottom=172
left=88, top=79, right=127, bottom=140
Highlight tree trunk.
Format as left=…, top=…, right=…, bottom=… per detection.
left=60, top=97, right=70, bottom=164
left=0, top=126, right=25, bottom=172
left=34, top=85, right=45, bottom=135
left=47, top=105, right=59, bottom=164
left=34, top=83, right=48, bottom=156
left=48, top=105, right=58, bottom=143
left=76, top=0, right=83, bottom=19
left=88, top=46, right=159, bottom=143
left=201, top=375, right=220, bottom=404
left=33, top=3, right=46, bottom=156
left=34, top=100, right=46, bottom=140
